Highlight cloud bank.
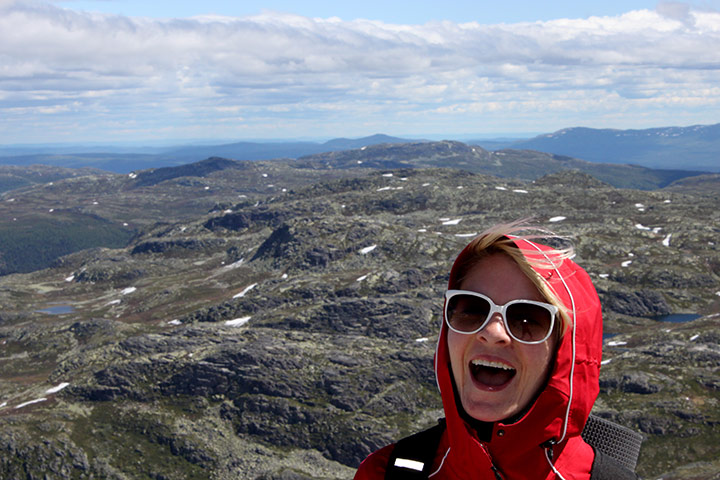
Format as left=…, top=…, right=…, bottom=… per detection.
left=1, top=1, right=719, bottom=142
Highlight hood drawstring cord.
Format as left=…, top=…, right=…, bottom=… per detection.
left=542, top=439, right=568, bottom=480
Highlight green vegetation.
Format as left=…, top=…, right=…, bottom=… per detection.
left=0, top=213, right=133, bottom=275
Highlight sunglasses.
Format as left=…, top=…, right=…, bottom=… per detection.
left=444, top=290, right=558, bottom=344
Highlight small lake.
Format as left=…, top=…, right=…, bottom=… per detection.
left=35, top=305, right=75, bottom=315
left=653, top=313, right=701, bottom=323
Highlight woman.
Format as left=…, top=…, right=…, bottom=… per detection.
left=355, top=223, right=637, bottom=479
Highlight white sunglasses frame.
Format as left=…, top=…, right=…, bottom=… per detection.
left=444, top=289, right=558, bottom=344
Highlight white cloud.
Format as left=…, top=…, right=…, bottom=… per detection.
left=1, top=3, right=719, bottom=141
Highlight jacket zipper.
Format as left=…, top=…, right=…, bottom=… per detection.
left=479, top=443, right=505, bottom=480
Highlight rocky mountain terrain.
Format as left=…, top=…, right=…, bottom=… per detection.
left=0, top=141, right=710, bottom=276
left=0, top=145, right=719, bottom=479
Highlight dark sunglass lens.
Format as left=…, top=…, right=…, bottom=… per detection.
left=447, top=294, right=491, bottom=332
left=506, top=303, right=552, bottom=341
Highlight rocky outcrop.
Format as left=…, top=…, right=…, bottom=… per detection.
left=601, top=289, right=671, bottom=317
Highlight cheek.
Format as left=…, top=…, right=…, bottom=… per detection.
left=524, top=343, right=556, bottom=388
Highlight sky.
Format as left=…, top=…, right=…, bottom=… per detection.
left=2, top=0, right=720, bottom=144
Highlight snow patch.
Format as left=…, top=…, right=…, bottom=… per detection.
left=635, top=223, right=650, bottom=230
left=359, top=245, right=377, bottom=255
left=65, top=275, right=75, bottom=282
left=689, top=334, right=700, bottom=341
left=601, top=359, right=612, bottom=365
left=356, top=274, right=368, bottom=282
left=607, top=341, right=627, bottom=346
left=599, top=274, right=609, bottom=278
left=168, top=319, right=182, bottom=326
left=233, top=283, right=257, bottom=299
left=621, top=260, right=633, bottom=267
left=549, top=216, right=566, bottom=223
left=15, top=398, right=47, bottom=409
left=662, top=234, right=672, bottom=247
left=382, top=173, right=393, bottom=177
left=223, top=259, right=245, bottom=270
left=46, top=382, right=70, bottom=394
left=121, top=287, right=137, bottom=295
left=455, top=233, right=478, bottom=238
left=415, top=337, right=429, bottom=343
left=513, top=189, right=528, bottom=194
left=442, top=218, right=462, bottom=226
left=495, top=186, right=507, bottom=191
left=225, top=316, right=251, bottom=327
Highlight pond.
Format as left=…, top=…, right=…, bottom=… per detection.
left=35, top=305, right=75, bottom=315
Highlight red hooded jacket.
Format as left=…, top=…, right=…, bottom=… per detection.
left=355, top=237, right=603, bottom=479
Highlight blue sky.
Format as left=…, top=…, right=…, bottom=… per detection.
left=52, top=0, right=670, bottom=25
left=2, top=0, right=720, bottom=144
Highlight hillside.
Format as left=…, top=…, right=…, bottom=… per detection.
left=483, top=123, right=720, bottom=172
left=1, top=142, right=712, bottom=277
left=0, top=158, right=718, bottom=479
left=298, top=140, right=705, bottom=189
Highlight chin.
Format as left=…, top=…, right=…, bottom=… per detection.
left=462, top=398, right=518, bottom=423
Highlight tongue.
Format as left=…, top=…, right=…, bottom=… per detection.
left=472, top=365, right=515, bottom=387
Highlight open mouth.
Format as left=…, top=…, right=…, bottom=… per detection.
left=470, top=358, right=516, bottom=388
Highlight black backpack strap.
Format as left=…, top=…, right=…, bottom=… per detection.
left=385, top=419, right=446, bottom=480
left=590, top=448, right=639, bottom=480
left=581, top=414, right=643, bottom=472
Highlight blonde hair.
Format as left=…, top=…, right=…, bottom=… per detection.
left=449, top=220, right=574, bottom=337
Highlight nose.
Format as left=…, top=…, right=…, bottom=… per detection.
left=476, top=313, right=512, bottom=344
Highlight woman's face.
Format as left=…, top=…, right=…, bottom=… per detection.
left=447, top=253, right=558, bottom=422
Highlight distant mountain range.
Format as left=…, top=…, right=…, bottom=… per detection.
left=472, top=123, right=720, bottom=172
left=1, top=124, right=718, bottom=173
left=0, top=134, right=418, bottom=173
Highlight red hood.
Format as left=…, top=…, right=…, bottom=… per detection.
left=434, top=237, right=603, bottom=478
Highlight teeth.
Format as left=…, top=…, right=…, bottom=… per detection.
left=471, top=359, right=515, bottom=371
